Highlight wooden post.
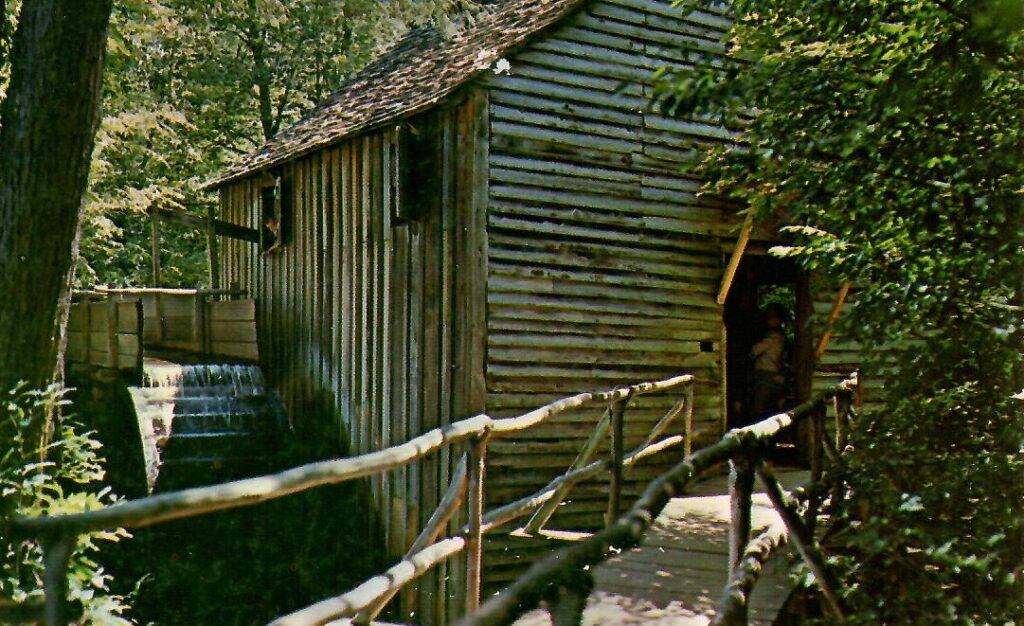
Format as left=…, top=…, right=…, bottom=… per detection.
left=42, top=536, right=73, bottom=626
left=465, top=432, right=489, bottom=615
left=150, top=207, right=162, bottom=287
left=728, top=455, right=755, bottom=586
left=683, top=384, right=695, bottom=458
left=757, top=465, right=845, bottom=623
left=717, top=214, right=754, bottom=305
left=814, top=281, right=851, bottom=360
left=605, top=397, right=626, bottom=527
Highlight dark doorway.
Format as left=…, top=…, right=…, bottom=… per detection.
left=723, top=254, right=811, bottom=459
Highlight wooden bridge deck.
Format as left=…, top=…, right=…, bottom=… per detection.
left=515, top=468, right=809, bottom=626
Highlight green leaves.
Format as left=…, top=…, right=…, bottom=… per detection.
left=76, top=0, right=478, bottom=288
left=662, top=1, right=1024, bottom=623
left=0, top=385, right=134, bottom=625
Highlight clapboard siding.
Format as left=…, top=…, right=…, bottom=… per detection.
left=480, top=0, right=732, bottom=585
left=218, top=91, right=488, bottom=624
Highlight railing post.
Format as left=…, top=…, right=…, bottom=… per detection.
left=605, top=396, right=627, bottom=527
left=683, top=383, right=695, bottom=458
left=728, top=454, right=756, bottom=588
left=465, top=430, right=490, bottom=615
left=42, top=535, right=73, bottom=626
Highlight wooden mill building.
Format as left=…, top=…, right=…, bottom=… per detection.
left=204, top=0, right=859, bottom=619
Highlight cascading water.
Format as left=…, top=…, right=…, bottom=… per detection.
left=129, top=360, right=285, bottom=491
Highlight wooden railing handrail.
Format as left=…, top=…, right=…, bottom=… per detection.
left=7, top=371, right=697, bottom=626
left=457, top=377, right=859, bottom=626
left=9, top=374, right=693, bottom=539
left=8, top=370, right=860, bottom=626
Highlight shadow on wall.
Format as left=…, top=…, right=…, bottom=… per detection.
left=71, top=378, right=387, bottom=626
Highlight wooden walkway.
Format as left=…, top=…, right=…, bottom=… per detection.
left=515, top=469, right=809, bottom=626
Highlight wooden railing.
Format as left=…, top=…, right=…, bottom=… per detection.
left=5, top=373, right=697, bottom=626
left=457, top=373, right=861, bottom=626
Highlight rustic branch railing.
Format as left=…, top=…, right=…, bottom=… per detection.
left=457, top=373, right=860, bottom=626
left=6, top=373, right=697, bottom=626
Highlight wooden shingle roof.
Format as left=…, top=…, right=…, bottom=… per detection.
left=205, top=0, right=589, bottom=189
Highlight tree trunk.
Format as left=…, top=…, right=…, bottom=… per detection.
left=0, top=0, right=113, bottom=395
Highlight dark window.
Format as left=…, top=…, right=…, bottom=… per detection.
left=396, top=118, right=439, bottom=224
left=260, top=171, right=292, bottom=253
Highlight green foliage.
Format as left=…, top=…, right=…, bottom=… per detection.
left=76, top=0, right=479, bottom=289
left=0, top=0, right=19, bottom=101
left=0, top=384, right=135, bottom=624
left=659, top=1, right=1024, bottom=623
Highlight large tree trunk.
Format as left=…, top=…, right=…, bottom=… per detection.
left=0, top=0, right=113, bottom=394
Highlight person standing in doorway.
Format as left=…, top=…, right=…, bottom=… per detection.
left=751, top=304, right=787, bottom=418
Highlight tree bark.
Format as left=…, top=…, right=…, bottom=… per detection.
left=0, top=0, right=113, bottom=394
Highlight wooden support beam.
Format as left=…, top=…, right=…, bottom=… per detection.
left=155, top=206, right=260, bottom=244
left=717, top=214, right=754, bottom=305
left=815, top=281, right=851, bottom=359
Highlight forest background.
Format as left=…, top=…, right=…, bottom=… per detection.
left=4, top=0, right=478, bottom=289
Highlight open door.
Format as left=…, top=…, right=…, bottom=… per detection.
left=723, top=254, right=813, bottom=462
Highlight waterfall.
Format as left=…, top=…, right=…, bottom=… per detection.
left=129, top=361, right=284, bottom=491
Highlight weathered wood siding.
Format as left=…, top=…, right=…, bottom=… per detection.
left=481, top=0, right=735, bottom=571
left=217, top=92, right=488, bottom=624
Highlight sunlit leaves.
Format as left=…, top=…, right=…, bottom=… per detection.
left=660, top=1, right=1024, bottom=623
left=0, top=385, right=133, bottom=625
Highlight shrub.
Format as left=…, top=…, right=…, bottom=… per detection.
left=0, top=383, right=136, bottom=624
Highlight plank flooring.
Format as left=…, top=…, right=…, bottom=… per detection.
left=514, top=468, right=809, bottom=626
